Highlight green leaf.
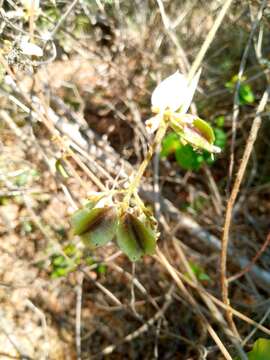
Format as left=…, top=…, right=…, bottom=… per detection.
left=193, top=118, right=215, bottom=143
left=175, top=145, right=204, bottom=171
left=213, top=128, right=227, bottom=150
left=215, top=116, right=225, bottom=128
left=225, top=75, right=255, bottom=105
left=170, top=116, right=220, bottom=154
left=14, top=171, right=29, bottom=187
left=247, top=338, right=270, bottom=360
left=97, top=264, right=107, bottom=275
left=51, top=267, right=70, bottom=279
left=64, top=244, right=77, bottom=256
left=55, top=159, right=69, bottom=178
left=186, top=261, right=211, bottom=283
left=239, top=84, right=255, bottom=105
left=160, top=132, right=181, bottom=158
left=50, top=254, right=75, bottom=279
left=52, top=255, right=68, bottom=267
left=235, top=338, right=270, bottom=360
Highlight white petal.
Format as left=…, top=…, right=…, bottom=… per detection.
left=145, top=115, right=161, bottom=134
left=20, top=38, right=43, bottom=57
left=179, top=68, right=201, bottom=114
left=151, top=71, right=189, bottom=112
left=20, top=0, right=40, bottom=11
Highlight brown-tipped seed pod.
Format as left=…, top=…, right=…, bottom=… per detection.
left=116, top=213, right=157, bottom=262
left=71, top=206, right=118, bottom=248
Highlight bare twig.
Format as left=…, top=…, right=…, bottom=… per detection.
left=99, top=286, right=174, bottom=357
left=188, top=0, right=234, bottom=80
left=221, top=87, right=269, bottom=334
left=75, top=273, right=84, bottom=360
left=227, top=0, right=268, bottom=192
left=228, top=232, right=270, bottom=283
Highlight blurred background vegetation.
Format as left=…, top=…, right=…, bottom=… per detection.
left=0, top=0, right=270, bottom=359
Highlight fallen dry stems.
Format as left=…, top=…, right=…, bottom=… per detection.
left=155, top=247, right=234, bottom=360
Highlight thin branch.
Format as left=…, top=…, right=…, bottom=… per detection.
left=221, top=87, right=270, bottom=334
left=227, top=0, right=268, bottom=192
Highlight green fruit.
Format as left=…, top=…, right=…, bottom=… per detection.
left=116, top=213, right=157, bottom=261
left=71, top=206, right=106, bottom=235
left=81, top=207, right=118, bottom=249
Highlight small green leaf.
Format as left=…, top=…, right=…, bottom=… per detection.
left=175, top=145, right=203, bottom=171
left=51, top=267, right=70, bottom=279
left=50, top=254, right=75, bottom=279
left=215, top=116, right=225, bottom=128
left=56, top=159, right=69, bottom=178
left=64, top=244, right=77, bottom=256
left=187, top=261, right=211, bottom=283
left=14, top=171, right=29, bottom=187
left=214, top=128, right=227, bottom=150
left=161, top=132, right=181, bottom=158
left=225, top=75, right=255, bottom=105
left=247, top=338, right=270, bottom=360
left=97, top=264, right=107, bottom=275
left=192, top=118, right=215, bottom=144
left=239, top=83, right=255, bottom=105
left=170, top=116, right=220, bottom=154
left=52, top=255, right=67, bottom=267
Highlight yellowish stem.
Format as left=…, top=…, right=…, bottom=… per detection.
left=122, top=117, right=168, bottom=211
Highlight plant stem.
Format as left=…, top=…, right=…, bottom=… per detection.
left=122, top=117, right=168, bottom=210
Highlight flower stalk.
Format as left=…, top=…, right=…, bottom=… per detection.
left=122, top=116, right=168, bottom=212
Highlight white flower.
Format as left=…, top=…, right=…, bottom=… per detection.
left=20, top=37, right=43, bottom=57
left=152, top=70, right=200, bottom=113
left=146, top=70, right=201, bottom=133
left=20, top=0, right=40, bottom=12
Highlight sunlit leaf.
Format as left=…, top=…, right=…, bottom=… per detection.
left=170, top=116, right=220, bottom=154
left=215, top=115, right=225, bottom=128
left=234, top=338, right=270, bottom=360
left=188, top=261, right=211, bottom=282
left=175, top=145, right=203, bottom=171
left=239, top=84, right=255, bottom=105
left=214, top=128, right=227, bottom=150
left=161, top=132, right=181, bottom=158
left=55, top=159, right=69, bottom=178
left=247, top=338, right=270, bottom=360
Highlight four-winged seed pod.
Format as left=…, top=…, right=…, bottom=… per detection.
left=116, top=213, right=157, bottom=262
left=71, top=202, right=118, bottom=249
left=71, top=197, right=158, bottom=261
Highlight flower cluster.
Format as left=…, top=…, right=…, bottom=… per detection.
left=146, top=70, right=221, bottom=154
left=71, top=69, right=221, bottom=262
left=71, top=194, right=158, bottom=262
